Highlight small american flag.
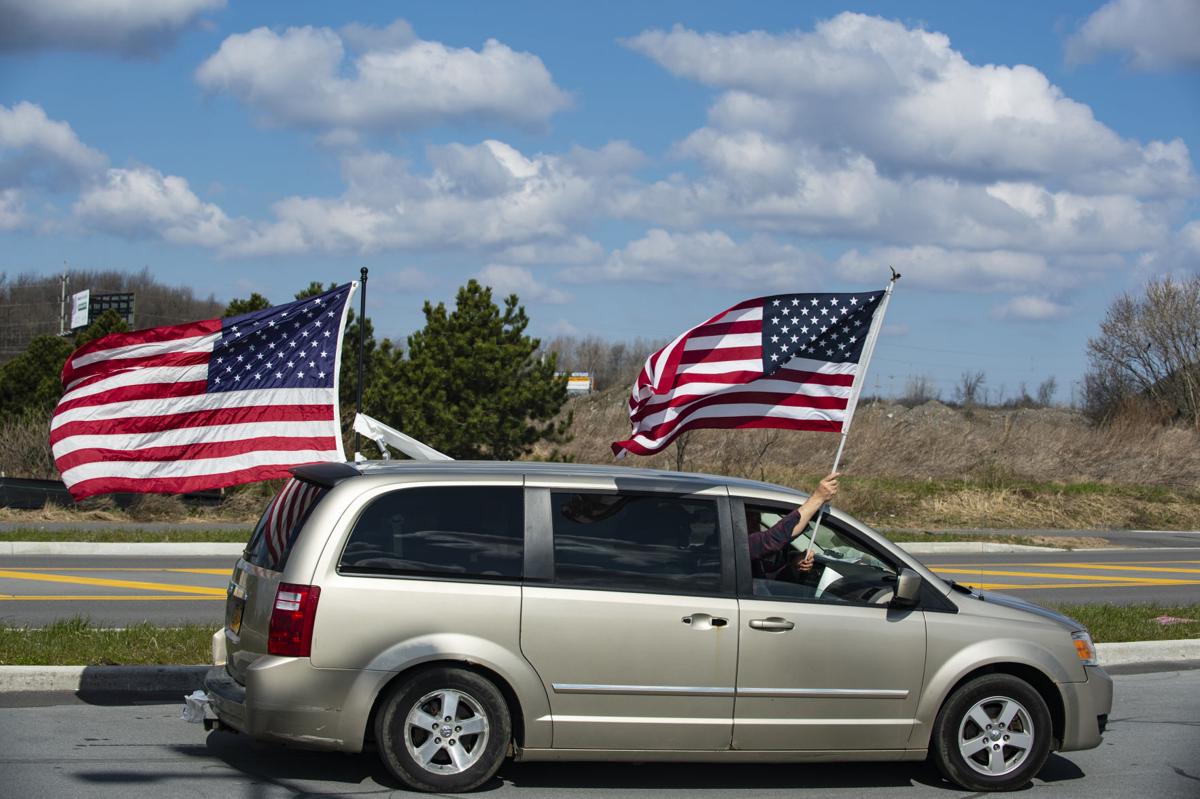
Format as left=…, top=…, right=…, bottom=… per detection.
left=261, top=477, right=327, bottom=565
left=613, top=291, right=887, bottom=457
left=51, top=283, right=355, bottom=500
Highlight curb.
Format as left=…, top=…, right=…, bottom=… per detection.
left=898, top=542, right=1066, bottom=554
left=0, top=664, right=208, bottom=693
left=0, top=542, right=245, bottom=556
left=1094, top=638, right=1200, bottom=666
left=1, top=641, right=1197, bottom=694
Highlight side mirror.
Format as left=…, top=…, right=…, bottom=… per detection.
left=892, top=568, right=921, bottom=608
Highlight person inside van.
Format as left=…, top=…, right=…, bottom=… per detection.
left=748, top=472, right=839, bottom=580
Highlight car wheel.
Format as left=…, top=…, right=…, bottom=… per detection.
left=375, top=666, right=511, bottom=793
left=931, top=673, right=1052, bottom=792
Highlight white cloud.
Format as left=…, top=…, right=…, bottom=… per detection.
left=617, top=154, right=1169, bottom=255
left=74, top=166, right=237, bottom=246
left=0, top=102, right=107, bottom=190
left=196, top=21, right=570, bottom=133
left=225, top=140, right=625, bottom=257
left=497, top=236, right=605, bottom=265
left=1136, top=219, right=1200, bottom=275
left=992, top=295, right=1071, bottom=321
left=0, top=188, right=26, bottom=230
left=626, top=13, right=1194, bottom=196
left=0, top=0, right=224, bottom=56
left=1067, top=0, right=1200, bottom=71
left=563, top=229, right=825, bottom=290
left=476, top=265, right=570, bottom=304
left=835, top=246, right=1060, bottom=293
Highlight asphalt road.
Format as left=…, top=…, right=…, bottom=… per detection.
left=0, top=669, right=1196, bottom=798
left=2, top=548, right=1199, bottom=627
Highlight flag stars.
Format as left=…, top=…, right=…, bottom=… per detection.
left=791, top=298, right=800, bottom=306
left=772, top=299, right=781, bottom=306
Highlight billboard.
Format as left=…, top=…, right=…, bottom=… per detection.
left=70, top=290, right=90, bottom=329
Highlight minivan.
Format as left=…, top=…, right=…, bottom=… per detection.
left=203, top=460, right=1111, bottom=793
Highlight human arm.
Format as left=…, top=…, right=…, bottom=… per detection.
left=747, top=472, right=840, bottom=561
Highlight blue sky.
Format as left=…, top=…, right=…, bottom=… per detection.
left=2, top=0, right=1198, bottom=404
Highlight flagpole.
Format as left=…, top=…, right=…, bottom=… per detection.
left=806, top=268, right=901, bottom=557
left=354, top=266, right=368, bottom=456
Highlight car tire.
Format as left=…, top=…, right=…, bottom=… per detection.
left=930, top=673, right=1052, bottom=792
left=375, top=666, right=511, bottom=793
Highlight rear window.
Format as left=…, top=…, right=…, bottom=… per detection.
left=550, top=492, right=722, bottom=594
left=244, top=478, right=330, bottom=571
left=338, top=485, right=524, bottom=581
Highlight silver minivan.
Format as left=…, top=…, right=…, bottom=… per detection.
left=204, top=460, right=1112, bottom=793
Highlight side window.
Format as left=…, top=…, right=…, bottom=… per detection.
left=746, top=503, right=898, bottom=606
left=551, top=492, right=722, bottom=594
left=339, top=486, right=523, bottom=580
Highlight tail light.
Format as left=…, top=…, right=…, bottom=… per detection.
left=268, top=583, right=321, bottom=657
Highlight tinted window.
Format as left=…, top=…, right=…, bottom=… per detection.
left=339, top=486, right=523, bottom=580
left=245, top=478, right=329, bottom=571
left=551, top=492, right=721, bottom=593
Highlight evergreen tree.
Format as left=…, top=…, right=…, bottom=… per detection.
left=0, top=310, right=130, bottom=417
left=224, top=293, right=272, bottom=317
left=385, top=280, right=570, bottom=459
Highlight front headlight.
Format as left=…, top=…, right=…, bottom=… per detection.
left=1071, top=630, right=1098, bottom=666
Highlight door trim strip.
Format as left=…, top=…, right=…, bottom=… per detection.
left=551, top=684, right=909, bottom=700
left=738, top=687, right=910, bottom=699
left=552, top=683, right=735, bottom=697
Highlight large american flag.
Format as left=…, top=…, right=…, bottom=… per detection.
left=613, top=291, right=887, bottom=457
left=51, top=283, right=355, bottom=500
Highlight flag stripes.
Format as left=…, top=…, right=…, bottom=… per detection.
left=613, top=291, right=885, bottom=457
left=51, top=284, right=354, bottom=500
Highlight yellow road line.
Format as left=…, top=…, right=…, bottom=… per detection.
left=0, top=595, right=222, bottom=601
left=927, top=560, right=1200, bottom=568
left=165, top=568, right=231, bottom=575
left=1017, top=563, right=1200, bottom=574
left=931, top=568, right=1200, bottom=585
left=953, top=581, right=1195, bottom=590
left=0, top=569, right=225, bottom=596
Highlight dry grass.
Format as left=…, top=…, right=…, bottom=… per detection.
left=538, top=389, right=1200, bottom=530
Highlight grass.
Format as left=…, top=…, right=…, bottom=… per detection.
left=1, top=606, right=1195, bottom=666
left=1050, top=603, right=1200, bottom=643
left=0, top=528, right=251, bottom=543
left=0, top=617, right=214, bottom=665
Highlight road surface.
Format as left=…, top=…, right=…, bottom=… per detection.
left=2, top=548, right=1199, bottom=626
left=0, top=669, right=1196, bottom=798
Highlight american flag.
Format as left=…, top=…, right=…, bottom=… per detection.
left=51, top=283, right=355, bottom=500
left=612, top=291, right=887, bottom=457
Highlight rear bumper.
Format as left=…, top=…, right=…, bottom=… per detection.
left=1059, top=665, right=1113, bottom=752
left=204, top=659, right=370, bottom=752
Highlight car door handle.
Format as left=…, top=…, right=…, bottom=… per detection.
left=681, top=613, right=728, bottom=630
left=749, top=617, right=795, bottom=631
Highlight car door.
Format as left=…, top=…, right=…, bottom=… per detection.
left=521, top=479, right=738, bottom=751
left=732, top=500, right=927, bottom=751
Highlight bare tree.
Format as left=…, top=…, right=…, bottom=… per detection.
left=900, top=374, right=939, bottom=406
left=1036, top=376, right=1058, bottom=407
left=953, top=371, right=986, bottom=408
left=1085, top=275, right=1200, bottom=426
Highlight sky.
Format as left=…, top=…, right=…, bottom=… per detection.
left=1, top=0, right=1198, bottom=404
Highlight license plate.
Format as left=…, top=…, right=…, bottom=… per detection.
left=229, top=599, right=244, bottom=635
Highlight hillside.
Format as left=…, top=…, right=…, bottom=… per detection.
left=539, top=388, right=1200, bottom=531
